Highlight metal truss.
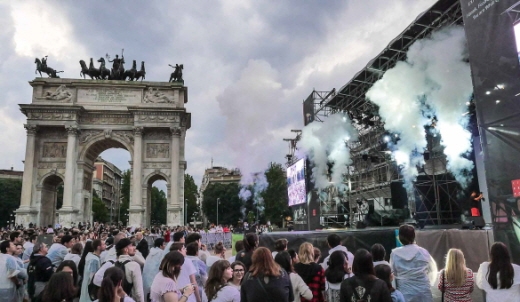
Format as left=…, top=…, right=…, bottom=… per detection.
left=308, top=0, right=465, bottom=227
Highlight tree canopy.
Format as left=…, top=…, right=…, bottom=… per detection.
left=202, top=182, right=243, bottom=226
left=261, top=162, right=290, bottom=226
left=0, top=179, right=22, bottom=227
left=150, top=186, right=167, bottom=225
left=184, top=174, right=199, bottom=224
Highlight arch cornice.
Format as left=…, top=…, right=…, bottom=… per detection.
left=79, top=134, right=134, bottom=162
left=38, top=171, right=65, bottom=187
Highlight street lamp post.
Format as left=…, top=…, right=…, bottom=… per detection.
left=185, top=199, right=188, bottom=226
left=216, top=198, right=220, bottom=226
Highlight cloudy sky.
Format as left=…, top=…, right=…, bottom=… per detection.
left=0, top=0, right=437, bottom=190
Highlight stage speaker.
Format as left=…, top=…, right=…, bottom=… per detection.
left=356, top=221, right=366, bottom=229
left=391, top=181, right=408, bottom=209
left=471, top=216, right=485, bottom=229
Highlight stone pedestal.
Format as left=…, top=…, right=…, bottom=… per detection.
left=129, top=206, right=145, bottom=227
left=58, top=208, right=76, bottom=227
left=167, top=206, right=182, bottom=226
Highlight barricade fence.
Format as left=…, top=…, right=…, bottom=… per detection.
left=145, top=232, right=233, bottom=250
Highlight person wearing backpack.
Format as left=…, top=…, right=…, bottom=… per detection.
left=113, top=238, right=144, bottom=302
left=93, top=238, right=144, bottom=302
left=80, top=239, right=106, bottom=302
left=339, top=249, right=391, bottom=302
left=28, top=242, right=54, bottom=300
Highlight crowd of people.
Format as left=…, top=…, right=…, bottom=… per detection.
left=0, top=223, right=519, bottom=302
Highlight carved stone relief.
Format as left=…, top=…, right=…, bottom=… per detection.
left=38, top=162, right=66, bottom=169
left=143, top=87, right=175, bottom=104
left=28, top=112, right=75, bottom=120
left=42, top=142, right=67, bottom=158
left=137, top=115, right=179, bottom=122
left=113, top=131, right=134, bottom=144
left=146, top=143, right=170, bottom=158
left=41, top=85, right=73, bottom=102
left=80, top=130, right=102, bottom=143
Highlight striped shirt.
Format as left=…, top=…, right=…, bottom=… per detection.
left=438, top=268, right=474, bottom=302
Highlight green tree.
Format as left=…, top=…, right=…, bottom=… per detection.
left=0, top=179, right=22, bottom=227
left=261, top=162, right=290, bottom=227
left=119, top=170, right=131, bottom=224
left=202, top=183, right=243, bottom=226
left=92, top=190, right=109, bottom=223
left=184, top=174, right=198, bottom=224
left=150, top=187, right=167, bottom=225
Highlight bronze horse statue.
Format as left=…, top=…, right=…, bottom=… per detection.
left=124, top=60, right=138, bottom=81
left=79, top=60, right=89, bottom=79
left=88, top=58, right=101, bottom=80
left=135, top=61, right=146, bottom=81
left=35, top=58, right=62, bottom=78
left=97, top=57, right=111, bottom=80
left=169, top=64, right=183, bottom=82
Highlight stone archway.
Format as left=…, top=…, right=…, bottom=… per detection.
left=144, top=172, right=170, bottom=226
left=16, top=78, right=191, bottom=227
left=39, top=173, right=64, bottom=227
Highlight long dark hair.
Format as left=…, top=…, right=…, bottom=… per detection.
left=325, top=250, right=348, bottom=283
left=78, top=240, right=94, bottom=277
left=487, top=242, right=514, bottom=289
left=275, top=251, right=294, bottom=273
left=243, top=233, right=259, bottom=252
left=352, top=249, right=375, bottom=280
left=374, top=264, right=395, bottom=292
left=41, top=272, right=77, bottom=302
left=205, top=260, right=231, bottom=301
left=98, top=267, right=124, bottom=302
left=57, top=260, right=79, bottom=285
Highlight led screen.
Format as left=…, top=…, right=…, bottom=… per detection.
left=287, top=158, right=306, bottom=206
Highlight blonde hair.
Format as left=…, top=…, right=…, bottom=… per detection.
left=298, top=242, right=315, bottom=264
left=445, top=248, right=467, bottom=287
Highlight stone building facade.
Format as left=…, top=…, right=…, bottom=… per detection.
left=15, top=78, right=191, bottom=227
left=93, top=157, right=123, bottom=223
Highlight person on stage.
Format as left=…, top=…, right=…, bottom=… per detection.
left=469, top=191, right=484, bottom=217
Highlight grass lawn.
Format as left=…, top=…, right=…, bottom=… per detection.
left=231, top=233, right=244, bottom=256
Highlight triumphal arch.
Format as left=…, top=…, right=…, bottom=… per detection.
left=15, top=78, right=190, bottom=227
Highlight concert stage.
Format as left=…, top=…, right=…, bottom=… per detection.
left=259, top=227, right=492, bottom=271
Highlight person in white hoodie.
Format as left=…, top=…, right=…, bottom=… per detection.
left=142, top=238, right=166, bottom=300
left=321, top=234, right=354, bottom=271
left=390, top=224, right=437, bottom=302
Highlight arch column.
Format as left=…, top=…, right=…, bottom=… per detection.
left=129, top=127, right=144, bottom=227
left=59, top=125, right=79, bottom=227
left=16, top=125, right=38, bottom=225
left=167, top=127, right=182, bottom=226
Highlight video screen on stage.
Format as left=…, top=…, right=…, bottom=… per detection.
left=287, top=158, right=306, bottom=206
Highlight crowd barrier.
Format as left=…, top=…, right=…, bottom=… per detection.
left=144, top=232, right=233, bottom=250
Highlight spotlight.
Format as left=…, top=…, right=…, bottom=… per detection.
left=486, top=91, right=491, bottom=95
left=383, top=136, right=390, bottom=142
left=496, top=100, right=501, bottom=104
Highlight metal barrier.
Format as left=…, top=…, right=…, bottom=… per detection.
left=144, top=232, right=233, bottom=250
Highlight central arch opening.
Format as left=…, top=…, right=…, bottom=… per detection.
left=82, top=138, right=132, bottom=226
left=41, top=174, right=64, bottom=227
left=147, top=174, right=168, bottom=226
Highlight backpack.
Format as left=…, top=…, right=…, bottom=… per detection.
left=88, top=260, right=115, bottom=301
left=114, top=260, right=134, bottom=296
left=27, top=257, right=44, bottom=298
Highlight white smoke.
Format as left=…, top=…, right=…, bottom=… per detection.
left=366, top=26, right=474, bottom=187
left=297, top=113, right=358, bottom=190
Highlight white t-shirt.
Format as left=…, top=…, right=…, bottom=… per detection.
left=178, top=257, right=197, bottom=302
left=205, top=255, right=222, bottom=269
left=208, top=285, right=240, bottom=302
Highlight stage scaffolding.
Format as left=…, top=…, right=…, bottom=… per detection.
left=305, top=0, right=465, bottom=228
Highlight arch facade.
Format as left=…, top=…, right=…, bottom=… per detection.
left=16, top=78, right=191, bottom=227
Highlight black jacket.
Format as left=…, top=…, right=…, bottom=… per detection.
left=340, top=276, right=392, bottom=302
left=136, top=239, right=149, bottom=258
left=29, top=254, right=54, bottom=282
